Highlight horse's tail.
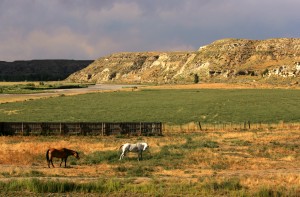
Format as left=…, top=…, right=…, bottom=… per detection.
left=46, top=149, right=50, bottom=162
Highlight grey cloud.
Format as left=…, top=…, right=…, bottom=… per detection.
left=0, top=0, right=299, bottom=61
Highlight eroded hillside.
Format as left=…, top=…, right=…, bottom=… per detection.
left=67, top=38, right=300, bottom=85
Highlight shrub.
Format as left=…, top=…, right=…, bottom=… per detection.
left=194, top=74, right=199, bottom=83
left=261, top=68, right=269, bottom=76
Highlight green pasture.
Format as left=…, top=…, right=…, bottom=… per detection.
left=0, top=89, right=300, bottom=124
left=0, top=82, right=89, bottom=94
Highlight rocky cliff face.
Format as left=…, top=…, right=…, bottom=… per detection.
left=67, top=38, right=300, bottom=84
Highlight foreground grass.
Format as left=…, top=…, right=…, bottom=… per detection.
left=2, top=178, right=293, bottom=196
left=0, top=89, right=300, bottom=123
left=0, top=128, right=300, bottom=196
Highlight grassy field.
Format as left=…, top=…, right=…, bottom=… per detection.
left=0, top=89, right=300, bottom=124
left=0, top=82, right=89, bottom=94
left=0, top=128, right=299, bottom=196
left=1, top=85, right=300, bottom=195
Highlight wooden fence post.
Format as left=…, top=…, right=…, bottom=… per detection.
left=60, top=123, right=62, bottom=135
left=198, top=121, right=202, bottom=131
left=259, top=122, right=262, bottom=129
left=21, top=122, right=24, bottom=136
left=140, top=122, right=142, bottom=136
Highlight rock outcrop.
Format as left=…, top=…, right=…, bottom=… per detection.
left=67, top=38, right=300, bottom=84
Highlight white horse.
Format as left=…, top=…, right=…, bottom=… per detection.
left=119, top=142, right=149, bottom=161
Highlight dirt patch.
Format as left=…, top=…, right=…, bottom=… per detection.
left=142, top=83, right=300, bottom=90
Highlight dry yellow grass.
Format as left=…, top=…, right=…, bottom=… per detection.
left=0, top=127, right=299, bottom=193
left=142, top=83, right=300, bottom=90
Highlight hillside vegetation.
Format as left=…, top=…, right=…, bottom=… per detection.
left=0, top=60, right=92, bottom=81
left=67, top=38, right=300, bottom=85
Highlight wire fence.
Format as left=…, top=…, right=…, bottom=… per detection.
left=163, top=121, right=300, bottom=133
left=1, top=121, right=299, bottom=136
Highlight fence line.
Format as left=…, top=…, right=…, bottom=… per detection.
left=0, top=122, right=162, bottom=136
left=163, top=121, right=300, bottom=133
left=1, top=121, right=299, bottom=136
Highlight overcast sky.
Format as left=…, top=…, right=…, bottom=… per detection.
left=0, top=0, right=299, bottom=61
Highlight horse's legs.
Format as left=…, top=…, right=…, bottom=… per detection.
left=64, top=157, right=68, bottom=167
left=119, top=151, right=124, bottom=160
left=60, top=158, right=64, bottom=167
left=119, top=150, right=127, bottom=160
left=50, top=159, right=55, bottom=168
left=138, top=150, right=142, bottom=161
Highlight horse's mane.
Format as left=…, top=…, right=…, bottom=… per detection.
left=61, top=148, right=77, bottom=154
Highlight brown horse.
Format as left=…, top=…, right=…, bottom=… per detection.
left=46, top=148, right=80, bottom=168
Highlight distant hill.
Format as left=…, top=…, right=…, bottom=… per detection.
left=67, top=38, right=300, bottom=86
left=0, top=60, right=93, bottom=81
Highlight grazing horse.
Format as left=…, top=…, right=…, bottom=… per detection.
left=46, top=148, right=80, bottom=168
left=119, top=142, right=149, bottom=161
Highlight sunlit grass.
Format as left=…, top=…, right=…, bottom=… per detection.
left=0, top=82, right=89, bottom=94
left=1, top=89, right=300, bottom=124
left=0, top=128, right=300, bottom=195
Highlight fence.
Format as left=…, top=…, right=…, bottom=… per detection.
left=1, top=121, right=299, bottom=136
left=0, top=122, right=162, bottom=136
left=163, top=121, right=300, bottom=133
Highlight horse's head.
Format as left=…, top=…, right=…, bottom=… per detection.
left=74, top=151, right=80, bottom=159
left=142, top=143, right=149, bottom=151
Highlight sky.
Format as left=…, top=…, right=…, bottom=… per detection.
left=0, top=0, right=299, bottom=61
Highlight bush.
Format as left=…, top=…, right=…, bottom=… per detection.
left=194, top=74, right=199, bottom=83
left=262, top=68, right=269, bottom=76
